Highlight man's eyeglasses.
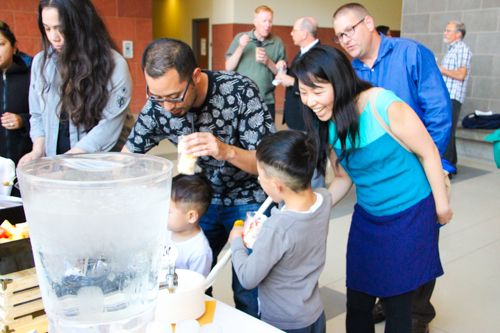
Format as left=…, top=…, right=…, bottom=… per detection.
left=146, top=76, right=193, bottom=104
left=333, top=18, right=365, bottom=44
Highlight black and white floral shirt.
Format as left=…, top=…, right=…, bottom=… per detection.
left=126, top=70, right=277, bottom=206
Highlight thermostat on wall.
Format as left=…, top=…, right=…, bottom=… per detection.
left=123, top=41, right=133, bottom=59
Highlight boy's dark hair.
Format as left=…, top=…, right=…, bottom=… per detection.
left=256, top=131, right=317, bottom=193
left=171, top=173, right=213, bottom=217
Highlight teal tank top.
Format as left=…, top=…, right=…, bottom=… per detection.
left=328, top=90, right=431, bottom=216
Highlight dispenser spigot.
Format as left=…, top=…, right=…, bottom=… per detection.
left=162, top=245, right=179, bottom=294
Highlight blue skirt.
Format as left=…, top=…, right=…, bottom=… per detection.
left=346, top=192, right=443, bottom=297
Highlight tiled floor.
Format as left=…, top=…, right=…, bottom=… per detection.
left=150, top=113, right=500, bottom=333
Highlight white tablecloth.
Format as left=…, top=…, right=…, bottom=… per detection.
left=206, top=296, right=284, bottom=333
left=156, top=291, right=284, bottom=332
left=0, top=194, right=22, bottom=209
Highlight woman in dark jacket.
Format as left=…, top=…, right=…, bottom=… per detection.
left=0, top=21, right=32, bottom=167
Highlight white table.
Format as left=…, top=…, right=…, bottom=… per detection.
left=0, top=194, right=22, bottom=209
left=206, top=296, right=284, bottom=333
left=156, top=292, right=284, bottom=333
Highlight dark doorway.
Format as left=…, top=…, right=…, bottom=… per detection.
left=193, top=19, right=209, bottom=69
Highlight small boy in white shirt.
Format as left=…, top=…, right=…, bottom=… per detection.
left=163, top=174, right=213, bottom=277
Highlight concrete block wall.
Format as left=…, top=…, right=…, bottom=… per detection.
left=401, top=0, right=500, bottom=120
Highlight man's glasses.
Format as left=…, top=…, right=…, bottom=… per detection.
left=333, top=18, right=365, bottom=44
left=146, top=76, right=193, bottom=104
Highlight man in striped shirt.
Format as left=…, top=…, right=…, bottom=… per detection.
left=438, top=21, right=472, bottom=172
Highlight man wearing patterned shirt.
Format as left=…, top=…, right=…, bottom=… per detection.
left=122, top=38, right=276, bottom=317
left=438, top=21, right=472, bottom=171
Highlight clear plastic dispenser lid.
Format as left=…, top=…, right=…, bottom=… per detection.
left=17, top=152, right=173, bottom=189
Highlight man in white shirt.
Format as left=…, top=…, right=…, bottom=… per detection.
left=275, top=17, right=320, bottom=132
left=275, top=17, right=324, bottom=189
left=438, top=21, right=472, bottom=172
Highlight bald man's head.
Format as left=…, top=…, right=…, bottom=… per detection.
left=299, top=16, right=318, bottom=38
left=291, top=16, right=318, bottom=47
left=332, top=3, right=380, bottom=62
left=333, top=3, right=369, bottom=22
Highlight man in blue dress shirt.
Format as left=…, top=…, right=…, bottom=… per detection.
left=333, top=3, right=452, bottom=333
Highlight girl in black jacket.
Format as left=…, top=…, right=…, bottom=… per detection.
left=0, top=21, right=32, bottom=167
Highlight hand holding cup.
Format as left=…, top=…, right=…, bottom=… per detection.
left=255, top=47, right=268, bottom=65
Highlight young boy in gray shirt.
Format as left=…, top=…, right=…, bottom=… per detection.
left=229, top=131, right=332, bottom=333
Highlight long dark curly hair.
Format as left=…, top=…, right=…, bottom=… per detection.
left=38, top=0, right=118, bottom=132
left=294, top=45, right=372, bottom=175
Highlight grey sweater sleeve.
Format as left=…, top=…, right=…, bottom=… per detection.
left=230, top=225, right=286, bottom=290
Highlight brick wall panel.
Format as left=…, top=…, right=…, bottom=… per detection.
left=93, top=0, right=118, bottom=17
left=16, top=37, right=41, bottom=56
left=135, top=74, right=147, bottom=89
left=105, top=17, right=136, bottom=41
left=2, top=0, right=39, bottom=12
left=0, top=12, right=15, bottom=28
left=136, top=18, right=153, bottom=41
left=212, top=24, right=235, bottom=41
left=124, top=59, right=135, bottom=77
left=233, top=24, right=254, bottom=35
left=14, top=12, right=39, bottom=37
left=132, top=62, right=147, bottom=100
left=316, top=29, right=334, bottom=44
left=275, top=85, right=285, bottom=109
left=118, top=0, right=152, bottom=19
left=273, top=25, right=291, bottom=38
left=134, top=40, right=151, bottom=62
left=136, top=60, right=144, bottom=80
left=131, top=85, right=147, bottom=112
left=285, top=45, right=300, bottom=63
left=125, top=61, right=138, bottom=87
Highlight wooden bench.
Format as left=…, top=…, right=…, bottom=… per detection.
left=456, top=126, right=496, bottom=162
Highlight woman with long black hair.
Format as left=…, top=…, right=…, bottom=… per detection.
left=19, top=0, right=133, bottom=164
left=295, top=45, right=452, bottom=333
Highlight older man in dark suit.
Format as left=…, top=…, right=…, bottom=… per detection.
left=275, top=17, right=320, bottom=132
left=275, top=16, right=324, bottom=188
